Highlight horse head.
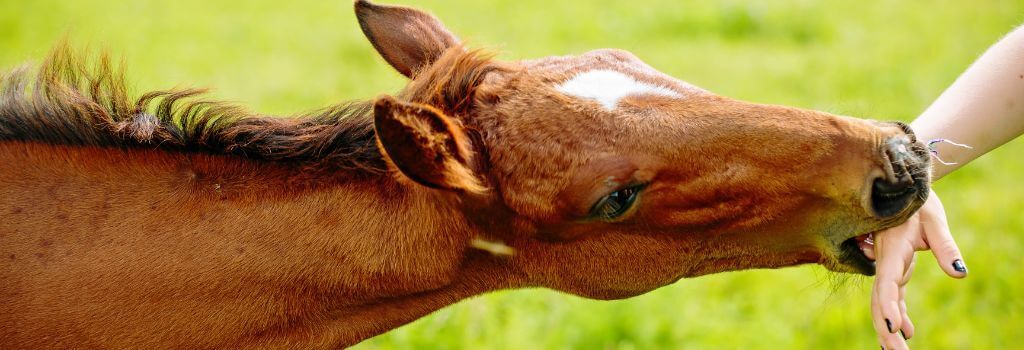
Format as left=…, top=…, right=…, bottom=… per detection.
left=357, top=0, right=930, bottom=299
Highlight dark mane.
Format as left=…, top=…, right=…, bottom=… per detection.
left=0, top=44, right=496, bottom=175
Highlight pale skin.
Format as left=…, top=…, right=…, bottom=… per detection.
left=872, top=25, right=1024, bottom=349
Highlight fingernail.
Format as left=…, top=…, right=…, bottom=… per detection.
left=953, top=259, right=968, bottom=274
left=901, top=329, right=908, bottom=340
left=885, top=318, right=894, bottom=333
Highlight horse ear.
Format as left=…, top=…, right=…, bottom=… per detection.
left=355, top=0, right=460, bottom=78
left=373, top=95, right=485, bottom=193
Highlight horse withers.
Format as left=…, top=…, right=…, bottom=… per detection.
left=0, top=0, right=930, bottom=348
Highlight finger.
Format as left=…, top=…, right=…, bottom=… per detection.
left=919, top=191, right=967, bottom=278
left=872, top=283, right=890, bottom=348
left=875, top=274, right=902, bottom=336
left=896, top=258, right=915, bottom=341
left=881, top=326, right=909, bottom=350
left=874, top=227, right=918, bottom=335
left=880, top=296, right=910, bottom=350
left=899, top=284, right=915, bottom=340
left=874, top=281, right=909, bottom=350
left=873, top=275, right=904, bottom=345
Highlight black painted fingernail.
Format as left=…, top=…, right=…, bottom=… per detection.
left=901, top=329, right=908, bottom=340
left=953, top=259, right=968, bottom=273
left=885, top=318, right=894, bottom=333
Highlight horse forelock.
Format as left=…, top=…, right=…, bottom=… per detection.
left=0, top=43, right=498, bottom=176
left=399, top=47, right=501, bottom=117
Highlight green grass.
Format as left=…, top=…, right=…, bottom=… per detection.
left=3, top=1, right=1023, bottom=348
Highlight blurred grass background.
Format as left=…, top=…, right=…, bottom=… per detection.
left=2, top=0, right=1023, bottom=348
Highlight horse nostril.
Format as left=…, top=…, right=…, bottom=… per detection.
left=868, top=132, right=930, bottom=218
left=870, top=177, right=917, bottom=218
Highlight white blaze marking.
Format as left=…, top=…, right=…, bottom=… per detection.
left=555, top=70, right=681, bottom=110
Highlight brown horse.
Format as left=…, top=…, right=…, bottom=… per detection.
left=0, top=0, right=931, bottom=348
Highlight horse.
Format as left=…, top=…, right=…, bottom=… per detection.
left=0, top=0, right=931, bottom=348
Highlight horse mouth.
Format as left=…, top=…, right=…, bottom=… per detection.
left=838, top=232, right=877, bottom=275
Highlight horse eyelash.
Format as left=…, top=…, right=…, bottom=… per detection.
left=596, top=199, right=624, bottom=219
left=592, top=184, right=646, bottom=221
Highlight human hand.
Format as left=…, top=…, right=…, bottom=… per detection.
left=870, top=190, right=967, bottom=350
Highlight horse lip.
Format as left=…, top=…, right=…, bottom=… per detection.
left=837, top=237, right=876, bottom=275
left=834, top=174, right=929, bottom=276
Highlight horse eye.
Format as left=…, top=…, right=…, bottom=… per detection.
left=590, top=185, right=643, bottom=220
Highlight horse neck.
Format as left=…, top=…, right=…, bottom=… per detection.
left=322, top=251, right=521, bottom=346
left=0, top=142, right=519, bottom=346
left=295, top=175, right=522, bottom=346
left=183, top=152, right=523, bottom=345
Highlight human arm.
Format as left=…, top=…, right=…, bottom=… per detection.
left=914, top=25, right=1024, bottom=178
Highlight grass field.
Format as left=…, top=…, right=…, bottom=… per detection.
left=2, top=1, right=1023, bottom=348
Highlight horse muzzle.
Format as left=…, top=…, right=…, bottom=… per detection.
left=831, top=122, right=931, bottom=275
left=866, top=122, right=931, bottom=219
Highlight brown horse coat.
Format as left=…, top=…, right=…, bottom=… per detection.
left=0, top=1, right=931, bottom=348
